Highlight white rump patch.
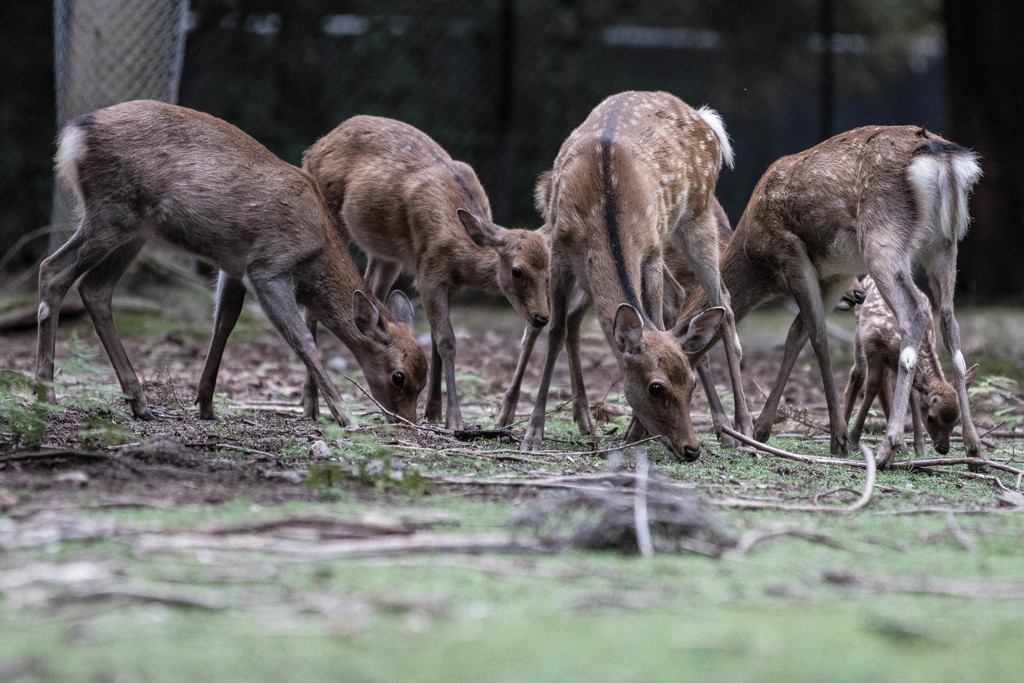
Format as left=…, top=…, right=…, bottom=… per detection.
left=38, top=302, right=51, bottom=322
left=900, top=346, right=918, bottom=372
left=953, top=350, right=967, bottom=376
left=55, top=125, right=88, bottom=205
left=907, top=149, right=983, bottom=244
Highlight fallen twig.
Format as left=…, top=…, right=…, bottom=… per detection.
left=824, top=569, right=1024, bottom=598
left=344, top=375, right=456, bottom=437
left=0, top=448, right=144, bottom=475
left=944, top=512, right=977, bottom=554
left=633, top=448, right=654, bottom=557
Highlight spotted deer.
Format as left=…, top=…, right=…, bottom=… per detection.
left=301, top=116, right=550, bottom=430
left=843, top=275, right=978, bottom=457
left=677, top=125, right=982, bottom=467
left=38, top=100, right=427, bottom=427
left=494, top=195, right=735, bottom=433
left=518, top=90, right=748, bottom=460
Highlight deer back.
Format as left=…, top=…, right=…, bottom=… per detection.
left=303, top=115, right=550, bottom=326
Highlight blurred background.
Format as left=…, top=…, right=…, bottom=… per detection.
left=1, top=0, right=1021, bottom=301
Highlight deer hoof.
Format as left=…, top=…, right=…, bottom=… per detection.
left=520, top=426, right=544, bottom=452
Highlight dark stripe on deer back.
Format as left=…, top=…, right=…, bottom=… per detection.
left=599, top=96, right=642, bottom=314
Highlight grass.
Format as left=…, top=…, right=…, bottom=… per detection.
left=3, top=300, right=1024, bottom=680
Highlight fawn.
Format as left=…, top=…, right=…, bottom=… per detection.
left=843, top=275, right=978, bottom=456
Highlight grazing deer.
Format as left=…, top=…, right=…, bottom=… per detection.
left=843, top=275, right=978, bottom=456
left=518, top=90, right=747, bottom=460
left=38, top=100, right=427, bottom=427
left=301, top=116, right=550, bottom=430
left=677, top=125, right=982, bottom=467
left=494, top=195, right=734, bottom=432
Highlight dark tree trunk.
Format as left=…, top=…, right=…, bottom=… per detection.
left=944, top=0, right=1024, bottom=301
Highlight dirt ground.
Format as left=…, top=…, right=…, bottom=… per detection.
left=1, top=289, right=1022, bottom=508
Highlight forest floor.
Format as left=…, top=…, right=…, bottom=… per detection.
left=2, top=275, right=1024, bottom=681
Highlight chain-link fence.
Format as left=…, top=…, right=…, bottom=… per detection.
left=180, top=0, right=946, bottom=230
left=51, top=0, right=188, bottom=248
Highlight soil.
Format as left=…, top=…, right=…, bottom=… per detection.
left=0, top=296, right=1016, bottom=509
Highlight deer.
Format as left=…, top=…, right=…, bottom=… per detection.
left=517, top=90, right=749, bottom=461
left=843, top=275, right=978, bottom=457
left=676, top=125, right=982, bottom=467
left=301, top=116, right=550, bottom=431
left=37, top=100, right=427, bottom=428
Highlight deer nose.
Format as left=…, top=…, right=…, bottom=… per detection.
left=533, top=314, right=549, bottom=328
left=682, top=445, right=701, bottom=461
left=935, top=443, right=950, bottom=455
left=854, top=290, right=866, bottom=305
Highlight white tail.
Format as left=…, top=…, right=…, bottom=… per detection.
left=38, top=100, right=427, bottom=427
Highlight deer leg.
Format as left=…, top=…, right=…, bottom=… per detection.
left=77, top=238, right=152, bottom=418
left=868, top=264, right=928, bottom=468
left=364, top=257, right=402, bottom=302
left=752, top=314, right=808, bottom=443
left=565, top=288, right=594, bottom=436
left=697, top=355, right=736, bottom=447
left=494, top=324, right=541, bottom=428
left=299, top=308, right=320, bottom=420
left=420, top=285, right=463, bottom=430
left=36, top=215, right=135, bottom=403
left=246, top=270, right=355, bottom=427
left=842, top=357, right=864, bottom=427
left=681, top=212, right=752, bottom=437
left=196, top=272, right=247, bottom=420
left=927, top=247, right=980, bottom=462
left=784, top=266, right=850, bottom=455
left=850, top=361, right=884, bottom=450
left=909, top=390, right=926, bottom=458
left=522, top=263, right=572, bottom=452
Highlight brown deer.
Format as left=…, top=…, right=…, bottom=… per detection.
left=518, top=90, right=748, bottom=460
left=843, top=275, right=978, bottom=456
left=494, top=195, right=735, bottom=432
left=37, top=100, right=427, bottom=427
left=677, top=125, right=982, bottom=467
left=301, top=116, right=550, bottom=430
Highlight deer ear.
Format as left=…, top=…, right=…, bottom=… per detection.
left=386, top=290, right=415, bottom=328
left=353, top=290, right=386, bottom=337
left=458, top=209, right=503, bottom=249
left=963, top=363, right=979, bottom=389
left=674, top=306, right=724, bottom=355
left=613, top=304, right=646, bottom=356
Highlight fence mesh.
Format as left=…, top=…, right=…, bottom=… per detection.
left=51, top=0, right=188, bottom=247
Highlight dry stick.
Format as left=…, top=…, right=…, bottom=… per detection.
left=943, top=512, right=977, bottom=554
left=390, top=442, right=551, bottom=466
left=394, top=434, right=661, bottom=461
left=343, top=375, right=456, bottom=437
left=714, top=430, right=876, bottom=513
left=0, top=449, right=144, bottom=475
left=721, top=425, right=1024, bottom=480
left=214, top=443, right=278, bottom=459
left=633, top=448, right=654, bottom=558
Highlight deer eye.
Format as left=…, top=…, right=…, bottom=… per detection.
left=392, top=372, right=405, bottom=388
left=648, top=382, right=665, bottom=398
left=511, top=267, right=524, bottom=279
